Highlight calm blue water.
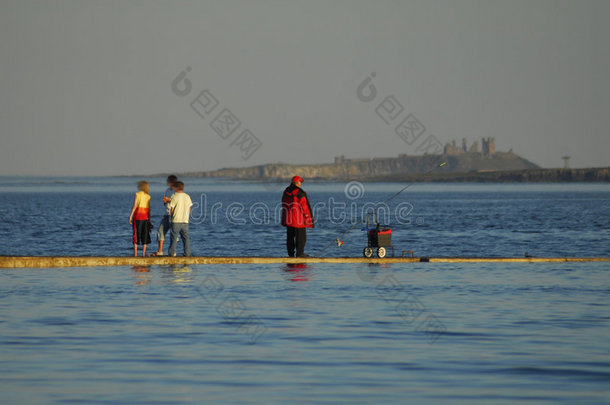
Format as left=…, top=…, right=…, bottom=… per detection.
left=0, top=177, right=608, bottom=258
left=1, top=178, right=609, bottom=403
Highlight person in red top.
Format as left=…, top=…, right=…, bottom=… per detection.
left=281, top=176, right=314, bottom=257
left=129, top=181, right=151, bottom=257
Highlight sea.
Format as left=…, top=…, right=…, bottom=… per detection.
left=0, top=177, right=609, bottom=404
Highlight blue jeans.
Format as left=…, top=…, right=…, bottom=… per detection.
left=157, top=215, right=171, bottom=241
left=168, top=223, right=191, bottom=256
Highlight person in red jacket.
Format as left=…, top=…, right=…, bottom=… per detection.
left=281, top=176, right=314, bottom=257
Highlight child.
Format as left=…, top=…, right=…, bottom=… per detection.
left=168, top=181, right=193, bottom=257
left=129, top=181, right=151, bottom=257
left=152, top=175, right=178, bottom=256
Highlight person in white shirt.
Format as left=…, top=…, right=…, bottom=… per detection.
left=152, top=175, right=177, bottom=256
left=168, top=181, right=193, bottom=256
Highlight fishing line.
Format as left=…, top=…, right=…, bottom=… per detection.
left=315, top=160, right=448, bottom=257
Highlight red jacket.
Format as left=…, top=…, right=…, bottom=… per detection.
left=281, top=184, right=314, bottom=228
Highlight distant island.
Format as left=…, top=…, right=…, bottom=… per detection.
left=171, top=137, right=609, bottom=182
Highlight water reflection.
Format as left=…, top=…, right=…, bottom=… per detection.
left=131, top=265, right=152, bottom=285
left=281, top=263, right=311, bottom=282
left=131, top=264, right=194, bottom=285
left=355, top=262, right=389, bottom=283
left=160, top=264, right=193, bottom=284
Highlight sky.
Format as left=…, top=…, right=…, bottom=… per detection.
left=0, top=0, right=608, bottom=176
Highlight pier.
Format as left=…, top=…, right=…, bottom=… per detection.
left=1, top=256, right=609, bottom=268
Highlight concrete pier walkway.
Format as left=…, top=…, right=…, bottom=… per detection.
left=1, top=256, right=609, bottom=268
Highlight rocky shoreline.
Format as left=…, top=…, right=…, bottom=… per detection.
left=169, top=166, right=610, bottom=183
left=178, top=151, right=542, bottom=181
left=360, top=167, right=610, bottom=183
left=169, top=150, right=609, bottom=182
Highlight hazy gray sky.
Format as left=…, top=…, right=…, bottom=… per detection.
left=1, top=0, right=608, bottom=175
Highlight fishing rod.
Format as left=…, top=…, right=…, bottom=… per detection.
left=315, top=160, right=448, bottom=257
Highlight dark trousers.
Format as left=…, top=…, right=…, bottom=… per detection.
left=286, top=226, right=306, bottom=257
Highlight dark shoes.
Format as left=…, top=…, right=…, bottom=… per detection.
left=288, top=252, right=310, bottom=258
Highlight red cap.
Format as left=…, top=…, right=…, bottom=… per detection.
left=292, top=176, right=304, bottom=183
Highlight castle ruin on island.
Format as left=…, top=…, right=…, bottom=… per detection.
left=443, top=137, right=495, bottom=157
left=186, top=137, right=540, bottom=181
